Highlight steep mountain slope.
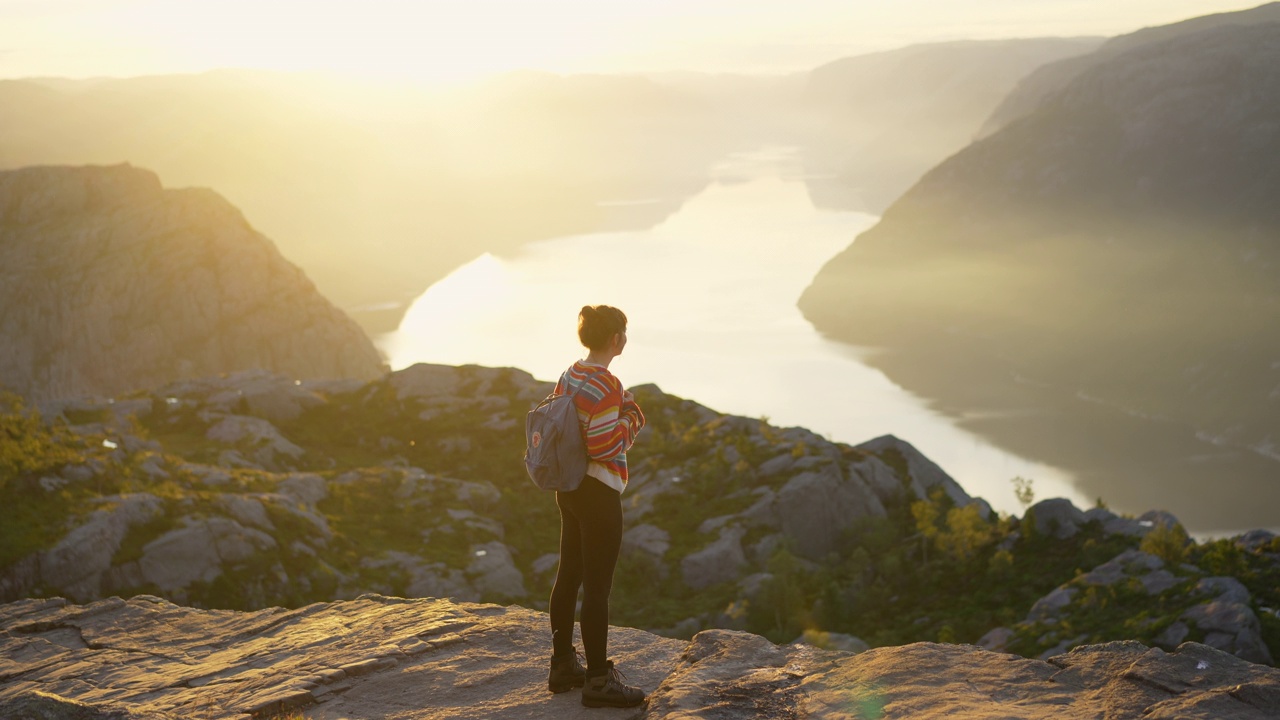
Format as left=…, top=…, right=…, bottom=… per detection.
left=979, top=1, right=1280, bottom=137
left=800, top=20, right=1280, bottom=523
left=0, top=164, right=385, bottom=401
left=801, top=37, right=1102, bottom=212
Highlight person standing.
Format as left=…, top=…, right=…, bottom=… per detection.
left=546, top=305, right=647, bottom=708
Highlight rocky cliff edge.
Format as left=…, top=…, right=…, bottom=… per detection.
left=1, top=594, right=1278, bottom=720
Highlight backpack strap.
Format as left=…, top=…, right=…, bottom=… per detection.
left=561, top=365, right=604, bottom=401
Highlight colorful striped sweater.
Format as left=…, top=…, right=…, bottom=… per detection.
left=555, top=360, right=646, bottom=493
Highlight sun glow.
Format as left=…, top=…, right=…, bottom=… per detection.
left=1, top=0, right=1262, bottom=82
left=89, top=0, right=669, bottom=86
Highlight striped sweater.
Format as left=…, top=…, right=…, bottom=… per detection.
left=555, top=360, right=646, bottom=493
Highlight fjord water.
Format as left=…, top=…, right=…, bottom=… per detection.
left=379, top=148, right=1088, bottom=518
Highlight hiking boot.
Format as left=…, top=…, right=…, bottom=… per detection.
left=547, top=650, right=586, bottom=693
left=581, top=660, right=645, bottom=708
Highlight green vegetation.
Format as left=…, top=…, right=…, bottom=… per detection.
left=1139, top=521, right=1191, bottom=566
left=0, top=394, right=96, bottom=567
left=1192, top=535, right=1280, bottom=656
left=1, top=392, right=83, bottom=492
left=3, top=371, right=1277, bottom=667
left=740, top=491, right=1135, bottom=647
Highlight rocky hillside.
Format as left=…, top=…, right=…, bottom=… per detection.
left=0, top=164, right=385, bottom=402
left=979, top=2, right=1280, bottom=137
left=2, top=364, right=1276, bottom=668
left=1, top=594, right=1277, bottom=720
left=802, top=37, right=1101, bottom=212
left=799, top=15, right=1280, bottom=523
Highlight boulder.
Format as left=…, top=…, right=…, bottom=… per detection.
left=1235, top=529, right=1277, bottom=551
left=138, top=517, right=277, bottom=592
left=1182, top=579, right=1274, bottom=665
left=1154, top=621, right=1190, bottom=648
left=1085, top=507, right=1151, bottom=537
left=977, top=626, right=1016, bottom=651
left=451, top=479, right=501, bottom=506
left=1137, top=510, right=1184, bottom=533
left=465, top=542, right=526, bottom=601
left=204, top=414, right=304, bottom=467
left=389, top=363, right=464, bottom=402
left=1027, top=586, right=1077, bottom=622
left=277, top=473, right=328, bottom=507
left=38, top=494, right=164, bottom=601
left=847, top=453, right=906, bottom=507
left=219, top=495, right=274, bottom=531
left=202, top=372, right=326, bottom=422
left=1078, top=549, right=1164, bottom=587
left=757, top=453, right=796, bottom=477
left=856, top=435, right=978, bottom=512
left=1027, top=498, right=1087, bottom=539
left=531, top=553, right=560, bottom=578
left=773, top=464, right=886, bottom=560
left=681, top=528, right=747, bottom=590
left=621, top=524, right=670, bottom=561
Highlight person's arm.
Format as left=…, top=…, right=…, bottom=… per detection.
left=621, top=390, right=645, bottom=439
left=583, top=377, right=641, bottom=461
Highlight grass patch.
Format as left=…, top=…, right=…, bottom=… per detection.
left=0, top=476, right=79, bottom=569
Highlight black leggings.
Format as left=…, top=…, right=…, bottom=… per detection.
left=549, top=477, right=622, bottom=673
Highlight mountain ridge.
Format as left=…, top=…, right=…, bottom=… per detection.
left=978, top=1, right=1280, bottom=137
left=0, top=164, right=386, bottom=403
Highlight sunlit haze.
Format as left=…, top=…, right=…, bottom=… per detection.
left=0, top=0, right=1260, bottom=82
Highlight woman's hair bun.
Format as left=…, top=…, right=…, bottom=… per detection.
left=578, top=305, right=627, bottom=351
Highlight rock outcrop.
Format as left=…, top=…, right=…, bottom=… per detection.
left=1, top=595, right=1277, bottom=720
left=3, top=365, right=981, bottom=615
left=4, top=364, right=1276, bottom=671
left=986, top=545, right=1274, bottom=665
left=0, top=164, right=385, bottom=403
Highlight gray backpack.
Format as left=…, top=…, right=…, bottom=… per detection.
left=524, top=368, right=601, bottom=492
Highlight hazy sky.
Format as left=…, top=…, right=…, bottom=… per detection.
left=0, top=0, right=1261, bottom=83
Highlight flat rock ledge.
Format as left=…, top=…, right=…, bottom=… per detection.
left=0, top=596, right=1277, bottom=720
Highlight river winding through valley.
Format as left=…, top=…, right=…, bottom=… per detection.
left=378, top=148, right=1093, bottom=519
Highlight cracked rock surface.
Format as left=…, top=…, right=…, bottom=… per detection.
left=2, top=596, right=1278, bottom=719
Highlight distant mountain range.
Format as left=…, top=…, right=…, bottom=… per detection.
left=0, top=72, right=739, bottom=332
left=0, top=164, right=385, bottom=402
left=802, top=37, right=1102, bottom=213
left=800, top=7, right=1280, bottom=523
left=0, top=37, right=1111, bottom=334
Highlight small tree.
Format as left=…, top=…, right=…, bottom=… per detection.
left=910, top=490, right=944, bottom=563
left=939, top=503, right=995, bottom=563
left=1011, top=476, right=1035, bottom=510
left=1140, top=521, right=1191, bottom=566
